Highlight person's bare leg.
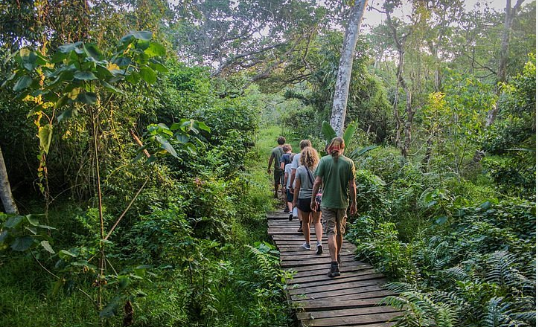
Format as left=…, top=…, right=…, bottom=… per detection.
left=336, top=232, right=343, bottom=261
left=301, top=211, right=311, bottom=245
left=327, top=234, right=337, bottom=261
left=312, top=211, right=322, bottom=243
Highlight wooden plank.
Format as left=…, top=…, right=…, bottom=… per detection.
left=292, top=289, right=395, bottom=302
left=289, top=272, right=385, bottom=287
left=299, top=311, right=400, bottom=326
left=289, top=268, right=378, bottom=284
left=289, top=279, right=385, bottom=296
left=296, top=306, right=399, bottom=320
left=290, top=283, right=391, bottom=299
left=267, top=211, right=395, bottom=327
left=296, top=297, right=388, bottom=310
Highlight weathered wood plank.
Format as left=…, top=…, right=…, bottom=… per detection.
left=296, top=306, right=400, bottom=320
left=289, top=278, right=385, bottom=296
left=292, top=289, right=395, bottom=302
left=299, top=311, right=400, bottom=326
left=267, top=212, right=398, bottom=326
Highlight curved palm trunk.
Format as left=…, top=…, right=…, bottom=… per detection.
left=0, top=146, right=18, bottom=214
left=330, top=0, right=369, bottom=137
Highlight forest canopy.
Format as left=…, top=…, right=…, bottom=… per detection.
left=0, top=0, right=535, bottom=326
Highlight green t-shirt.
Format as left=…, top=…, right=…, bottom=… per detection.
left=271, top=146, right=284, bottom=171
left=314, top=154, right=355, bottom=209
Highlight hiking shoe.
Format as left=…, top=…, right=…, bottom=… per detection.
left=328, top=262, right=340, bottom=278
left=297, top=227, right=303, bottom=233
left=301, top=243, right=311, bottom=250
left=316, top=243, right=323, bottom=255
left=283, top=207, right=290, bottom=213
left=288, top=213, right=293, bottom=221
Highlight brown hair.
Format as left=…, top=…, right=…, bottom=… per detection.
left=277, top=136, right=286, bottom=145
left=300, top=146, right=319, bottom=170
left=282, top=144, right=291, bottom=152
left=327, top=137, right=345, bottom=161
left=299, top=139, right=312, bottom=150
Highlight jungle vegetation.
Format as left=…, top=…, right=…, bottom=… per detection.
left=0, top=1, right=535, bottom=326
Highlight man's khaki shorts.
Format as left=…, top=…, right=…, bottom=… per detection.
left=321, top=207, right=347, bottom=236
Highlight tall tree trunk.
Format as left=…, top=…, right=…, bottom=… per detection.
left=0, top=146, right=18, bottom=214
left=386, top=11, right=414, bottom=158
left=487, top=0, right=525, bottom=126
left=330, top=0, right=369, bottom=137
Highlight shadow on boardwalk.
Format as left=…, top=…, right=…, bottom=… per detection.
left=267, top=211, right=400, bottom=327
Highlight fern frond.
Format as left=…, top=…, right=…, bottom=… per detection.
left=442, top=266, right=469, bottom=281
left=482, top=297, right=513, bottom=327
left=385, top=282, right=418, bottom=293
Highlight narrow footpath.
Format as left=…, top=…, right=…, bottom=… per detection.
left=267, top=211, right=400, bottom=327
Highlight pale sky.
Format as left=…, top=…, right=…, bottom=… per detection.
left=361, top=0, right=509, bottom=28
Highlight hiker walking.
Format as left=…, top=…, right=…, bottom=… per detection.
left=292, top=146, right=323, bottom=254
left=267, top=136, right=285, bottom=199
left=311, top=137, right=356, bottom=277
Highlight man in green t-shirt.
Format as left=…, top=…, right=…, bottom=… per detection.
left=267, top=136, right=285, bottom=199
left=311, top=137, right=356, bottom=277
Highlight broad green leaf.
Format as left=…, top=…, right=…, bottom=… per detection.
left=59, top=250, right=77, bottom=259
left=74, top=71, right=97, bottom=81
left=0, top=230, right=8, bottom=243
left=95, top=65, right=113, bottom=79
left=38, top=124, right=53, bottom=154
left=83, top=43, right=102, bottom=60
left=100, top=80, right=121, bottom=93
left=342, top=122, right=357, bottom=149
left=99, top=296, right=121, bottom=318
left=196, top=121, right=211, bottom=133
left=26, top=215, right=39, bottom=226
left=176, top=134, right=189, bottom=144
left=11, top=236, right=34, bottom=251
left=13, top=75, right=33, bottom=91
left=113, top=57, right=131, bottom=67
left=76, top=92, right=97, bottom=105
left=145, top=42, right=166, bottom=57
left=125, top=72, right=140, bottom=84
left=131, top=31, right=153, bottom=41
left=41, top=241, right=55, bottom=254
left=58, top=42, right=82, bottom=54
left=150, top=62, right=168, bottom=73
left=139, top=67, right=157, bottom=84
left=321, top=121, right=337, bottom=143
left=57, top=109, right=75, bottom=123
left=4, top=216, right=23, bottom=228
left=156, top=135, right=177, bottom=158
left=25, top=226, right=37, bottom=235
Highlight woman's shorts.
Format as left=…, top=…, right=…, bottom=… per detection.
left=286, top=189, right=294, bottom=202
left=297, top=198, right=320, bottom=213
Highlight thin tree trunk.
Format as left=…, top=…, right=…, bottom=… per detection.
left=487, top=0, right=525, bottom=126
left=330, top=0, right=369, bottom=137
left=0, top=146, right=18, bottom=214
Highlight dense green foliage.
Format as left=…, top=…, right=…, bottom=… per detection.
left=0, top=1, right=535, bottom=326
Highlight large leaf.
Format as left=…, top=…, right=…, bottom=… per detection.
left=83, top=43, right=102, bottom=61
left=38, top=124, right=53, bottom=154
left=13, top=75, right=33, bottom=91
left=131, top=31, right=153, bottom=41
left=145, top=42, right=166, bottom=57
left=139, top=67, right=157, bottom=84
left=4, top=215, right=23, bottom=228
left=342, top=122, right=358, bottom=149
left=156, top=135, right=178, bottom=158
left=321, top=121, right=337, bottom=143
left=76, top=92, right=97, bottom=105
left=11, top=236, right=34, bottom=251
left=100, top=296, right=121, bottom=318
left=41, top=241, right=55, bottom=254
left=58, top=42, right=82, bottom=54
left=74, top=71, right=97, bottom=81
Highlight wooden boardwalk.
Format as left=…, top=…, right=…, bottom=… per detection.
left=267, top=211, right=399, bottom=327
